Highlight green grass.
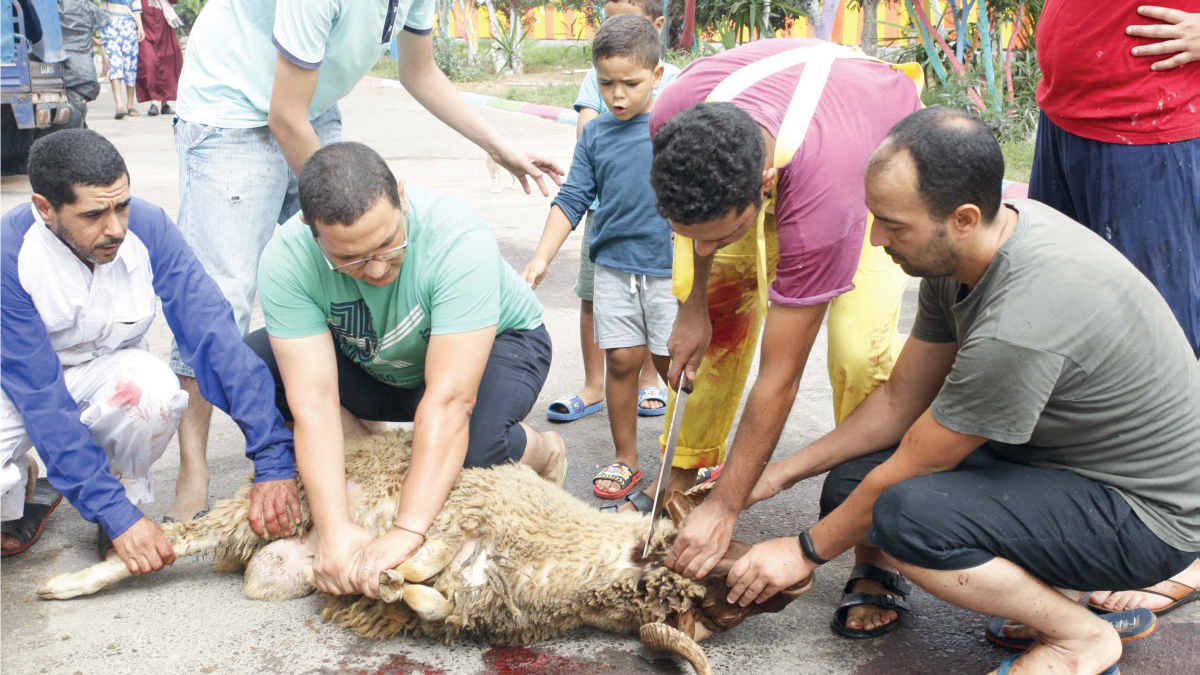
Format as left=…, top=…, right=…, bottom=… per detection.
left=501, top=83, right=580, bottom=108
left=1001, top=137, right=1035, bottom=184
left=521, top=40, right=592, bottom=70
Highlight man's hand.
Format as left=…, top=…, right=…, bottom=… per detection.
left=1128, top=6, right=1200, bottom=70
left=111, top=517, right=175, bottom=576
left=726, top=536, right=815, bottom=607
left=247, top=478, right=303, bottom=539
left=520, top=258, right=550, bottom=290
left=489, top=141, right=565, bottom=198
left=666, top=499, right=737, bottom=580
left=666, top=299, right=712, bottom=390
left=311, top=523, right=375, bottom=595
left=745, top=461, right=791, bottom=509
left=353, top=527, right=425, bottom=599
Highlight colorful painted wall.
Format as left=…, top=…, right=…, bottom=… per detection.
left=439, top=3, right=919, bottom=45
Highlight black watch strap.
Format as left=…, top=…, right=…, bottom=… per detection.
left=798, top=528, right=829, bottom=565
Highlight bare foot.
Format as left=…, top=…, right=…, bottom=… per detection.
left=984, top=616, right=1122, bottom=675
left=842, top=578, right=901, bottom=633
left=0, top=457, right=38, bottom=552
left=594, top=461, right=641, bottom=496
left=166, top=465, right=209, bottom=522
left=578, top=384, right=604, bottom=408
left=637, top=382, right=665, bottom=411
left=1086, top=559, right=1200, bottom=613
left=539, top=431, right=567, bottom=485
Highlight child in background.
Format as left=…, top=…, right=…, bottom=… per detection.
left=545, top=0, right=682, bottom=425
left=522, top=15, right=676, bottom=505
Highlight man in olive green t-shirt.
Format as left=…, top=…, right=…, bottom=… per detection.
left=719, top=108, right=1197, bottom=675
left=250, top=142, right=566, bottom=602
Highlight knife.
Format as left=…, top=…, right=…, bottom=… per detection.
left=643, top=371, right=691, bottom=557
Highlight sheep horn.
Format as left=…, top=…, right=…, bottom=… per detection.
left=639, top=622, right=713, bottom=675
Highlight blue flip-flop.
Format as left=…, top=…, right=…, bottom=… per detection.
left=986, top=608, right=1156, bottom=650
left=636, top=387, right=667, bottom=417
left=996, top=654, right=1118, bottom=675
left=547, top=394, right=602, bottom=422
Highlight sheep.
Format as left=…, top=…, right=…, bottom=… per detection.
left=36, top=430, right=814, bottom=674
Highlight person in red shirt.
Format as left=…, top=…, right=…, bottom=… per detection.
left=1030, top=1, right=1200, bottom=619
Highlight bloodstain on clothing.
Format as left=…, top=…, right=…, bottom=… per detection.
left=706, top=281, right=756, bottom=351
left=107, top=381, right=142, bottom=407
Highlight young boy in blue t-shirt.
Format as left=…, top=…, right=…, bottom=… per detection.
left=521, top=15, right=676, bottom=507
left=544, top=0, right=682, bottom=428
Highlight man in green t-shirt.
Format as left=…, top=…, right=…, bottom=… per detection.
left=251, top=142, right=566, bottom=599
left=717, top=108, right=1197, bottom=675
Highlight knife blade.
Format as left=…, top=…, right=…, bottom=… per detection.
left=643, top=372, right=690, bottom=558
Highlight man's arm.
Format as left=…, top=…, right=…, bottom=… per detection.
left=268, top=54, right=322, bottom=176
left=726, top=410, right=984, bottom=606
left=269, top=331, right=372, bottom=595
left=748, top=336, right=959, bottom=505
left=1127, top=6, right=1200, bottom=70
left=396, top=30, right=564, bottom=196
left=666, top=301, right=826, bottom=579
left=576, top=108, right=599, bottom=139
left=136, top=204, right=299, bottom=537
left=354, top=327, right=495, bottom=599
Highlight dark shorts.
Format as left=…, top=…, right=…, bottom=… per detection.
left=1029, top=112, right=1200, bottom=357
left=245, top=325, right=552, bottom=469
left=820, top=445, right=1198, bottom=591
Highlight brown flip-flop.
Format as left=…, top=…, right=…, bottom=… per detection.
left=1088, top=579, right=1200, bottom=617
left=0, top=479, right=62, bottom=558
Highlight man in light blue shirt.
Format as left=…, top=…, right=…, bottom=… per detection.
left=166, top=0, right=564, bottom=523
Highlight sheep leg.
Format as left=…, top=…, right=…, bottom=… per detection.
left=376, top=538, right=458, bottom=603
left=36, top=518, right=228, bottom=600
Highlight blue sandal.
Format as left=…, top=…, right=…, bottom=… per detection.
left=636, top=387, right=667, bottom=417
left=547, top=394, right=603, bottom=422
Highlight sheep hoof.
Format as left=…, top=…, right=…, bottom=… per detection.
left=403, top=584, right=452, bottom=621
left=379, top=570, right=405, bottom=603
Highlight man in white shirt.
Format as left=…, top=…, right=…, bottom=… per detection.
left=0, top=130, right=299, bottom=572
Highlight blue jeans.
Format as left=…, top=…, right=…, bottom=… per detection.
left=169, top=106, right=342, bottom=376
left=1029, top=112, right=1199, bottom=357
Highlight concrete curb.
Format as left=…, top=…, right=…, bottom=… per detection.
left=361, top=76, right=580, bottom=126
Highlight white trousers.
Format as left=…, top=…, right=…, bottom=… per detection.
left=0, top=348, right=189, bottom=521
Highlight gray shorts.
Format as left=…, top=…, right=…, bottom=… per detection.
left=574, top=210, right=596, bottom=302
left=592, top=263, right=677, bottom=355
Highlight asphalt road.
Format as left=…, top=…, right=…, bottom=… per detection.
left=1, top=81, right=1195, bottom=675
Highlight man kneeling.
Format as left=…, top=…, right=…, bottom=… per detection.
left=729, top=107, right=1198, bottom=675
left=250, top=142, right=566, bottom=600
left=1, top=130, right=299, bottom=571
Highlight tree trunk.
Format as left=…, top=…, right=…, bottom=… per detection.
left=815, top=1, right=840, bottom=42
left=861, top=0, right=879, bottom=55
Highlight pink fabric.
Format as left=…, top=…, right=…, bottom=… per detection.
left=650, top=39, right=922, bottom=306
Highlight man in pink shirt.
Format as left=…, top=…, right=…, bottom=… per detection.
left=643, top=39, right=923, bottom=638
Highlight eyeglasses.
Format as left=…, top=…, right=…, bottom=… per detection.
left=321, top=216, right=407, bottom=274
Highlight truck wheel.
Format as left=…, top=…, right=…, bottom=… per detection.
left=2, top=106, right=36, bottom=175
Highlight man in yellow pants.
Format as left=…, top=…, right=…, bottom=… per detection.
left=638, top=39, right=923, bottom=619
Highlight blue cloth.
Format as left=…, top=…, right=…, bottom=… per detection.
left=551, top=112, right=673, bottom=277
left=1029, top=112, right=1199, bottom=357
left=1, top=199, right=296, bottom=538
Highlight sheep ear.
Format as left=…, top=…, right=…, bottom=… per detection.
left=666, top=483, right=713, bottom=526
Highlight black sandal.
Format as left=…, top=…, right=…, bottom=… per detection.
left=830, top=563, right=912, bottom=639
left=0, top=478, right=62, bottom=558
left=598, top=489, right=664, bottom=517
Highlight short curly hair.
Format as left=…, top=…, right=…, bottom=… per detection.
left=650, top=102, right=765, bottom=226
